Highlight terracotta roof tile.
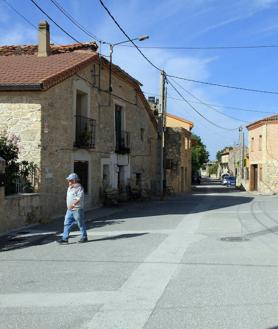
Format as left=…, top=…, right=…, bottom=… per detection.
left=0, top=52, right=98, bottom=90
left=0, top=42, right=97, bottom=56
left=246, top=114, right=278, bottom=130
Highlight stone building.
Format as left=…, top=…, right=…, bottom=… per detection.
left=246, top=115, right=278, bottom=193
left=164, top=113, right=193, bottom=193
left=147, top=97, right=193, bottom=193
left=218, top=147, right=230, bottom=177
left=0, top=21, right=159, bottom=232
left=227, top=146, right=248, bottom=177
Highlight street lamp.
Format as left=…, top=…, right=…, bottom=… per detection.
left=103, top=35, right=149, bottom=92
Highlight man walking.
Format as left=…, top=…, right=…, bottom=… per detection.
left=57, top=173, right=88, bottom=244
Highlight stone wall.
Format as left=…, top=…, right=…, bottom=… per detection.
left=0, top=99, right=41, bottom=166
left=0, top=191, right=41, bottom=234
left=248, top=123, right=278, bottom=193
left=259, top=160, right=278, bottom=194
left=165, top=127, right=191, bottom=193
left=0, top=60, right=159, bottom=229
left=248, top=125, right=264, bottom=164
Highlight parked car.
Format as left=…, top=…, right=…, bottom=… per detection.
left=192, top=171, right=201, bottom=184
left=226, top=176, right=236, bottom=187
left=222, top=174, right=230, bottom=185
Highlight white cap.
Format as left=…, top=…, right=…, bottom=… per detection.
left=66, top=173, right=79, bottom=181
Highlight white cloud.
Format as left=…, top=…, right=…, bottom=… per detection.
left=110, top=44, right=240, bottom=158
left=0, top=24, right=36, bottom=45
left=251, top=0, right=278, bottom=8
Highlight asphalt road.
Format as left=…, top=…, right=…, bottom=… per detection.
left=1, top=180, right=278, bottom=329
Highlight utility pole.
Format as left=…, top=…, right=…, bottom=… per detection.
left=239, top=126, right=244, bottom=179
left=159, top=70, right=166, bottom=196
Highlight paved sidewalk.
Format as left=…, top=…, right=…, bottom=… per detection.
left=0, top=202, right=136, bottom=251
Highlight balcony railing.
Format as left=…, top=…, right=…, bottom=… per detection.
left=115, top=131, right=130, bottom=154
left=74, top=115, right=96, bottom=149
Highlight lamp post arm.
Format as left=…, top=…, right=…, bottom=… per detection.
left=107, top=35, right=149, bottom=94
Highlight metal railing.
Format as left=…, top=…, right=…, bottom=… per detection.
left=74, top=115, right=96, bottom=149
left=115, top=131, right=130, bottom=154
left=5, top=163, right=39, bottom=195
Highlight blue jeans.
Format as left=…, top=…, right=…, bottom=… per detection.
left=62, top=209, right=87, bottom=240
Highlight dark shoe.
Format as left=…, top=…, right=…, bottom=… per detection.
left=78, top=237, right=88, bottom=243
left=57, top=238, right=68, bottom=244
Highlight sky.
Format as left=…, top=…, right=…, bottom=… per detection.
left=1, top=0, right=278, bottom=159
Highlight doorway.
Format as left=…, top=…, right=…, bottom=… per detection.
left=250, top=164, right=258, bottom=191
left=74, top=161, right=89, bottom=193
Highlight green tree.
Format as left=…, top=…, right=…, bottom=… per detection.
left=216, top=146, right=233, bottom=163
left=208, top=163, right=218, bottom=176
left=191, top=134, right=209, bottom=172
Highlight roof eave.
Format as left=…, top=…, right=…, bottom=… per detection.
left=0, top=83, right=43, bottom=91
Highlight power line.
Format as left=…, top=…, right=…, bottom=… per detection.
left=167, top=74, right=278, bottom=95
left=96, top=0, right=278, bottom=98
left=98, top=1, right=278, bottom=97
left=2, top=0, right=37, bottom=29
left=166, top=78, right=239, bottom=131
left=169, top=78, right=249, bottom=123
left=98, top=0, right=162, bottom=72
left=142, top=90, right=278, bottom=115
left=49, top=0, right=100, bottom=42
left=2, top=0, right=60, bottom=45
left=119, top=44, right=278, bottom=50
left=29, top=0, right=82, bottom=44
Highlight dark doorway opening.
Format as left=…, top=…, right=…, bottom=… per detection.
left=74, top=161, right=89, bottom=193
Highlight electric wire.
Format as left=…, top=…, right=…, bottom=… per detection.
left=166, top=78, right=239, bottom=131
left=29, top=0, right=82, bottom=44
left=169, top=78, right=249, bottom=123
left=118, top=44, right=278, bottom=50
left=98, top=0, right=162, bottom=72
left=0, top=3, right=145, bottom=114
left=2, top=0, right=37, bottom=29
left=2, top=0, right=252, bottom=135
left=49, top=0, right=100, bottom=42
left=8, top=0, right=278, bottom=105
left=98, top=1, right=278, bottom=97
left=75, top=73, right=150, bottom=111
left=167, top=74, right=278, bottom=95
left=142, top=90, right=278, bottom=115
left=2, top=0, right=60, bottom=45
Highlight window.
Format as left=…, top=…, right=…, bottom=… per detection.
left=75, top=90, right=96, bottom=148
left=74, top=161, right=89, bottom=193
left=184, top=137, right=188, bottom=150
left=259, top=135, right=262, bottom=151
left=115, top=104, right=130, bottom=154
left=251, top=137, right=254, bottom=152
left=140, top=128, right=145, bottom=142
left=165, top=159, right=172, bottom=170
left=102, top=164, right=110, bottom=189
left=136, top=173, right=142, bottom=186
left=76, top=90, right=88, bottom=117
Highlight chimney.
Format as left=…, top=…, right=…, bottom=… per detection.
left=38, top=20, right=50, bottom=57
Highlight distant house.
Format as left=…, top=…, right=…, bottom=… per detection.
left=147, top=97, right=193, bottom=193
left=246, top=115, right=278, bottom=193
left=202, top=161, right=218, bottom=178
left=217, top=146, right=249, bottom=188
left=218, top=147, right=230, bottom=177
left=0, top=21, right=159, bottom=233
left=164, top=113, right=193, bottom=193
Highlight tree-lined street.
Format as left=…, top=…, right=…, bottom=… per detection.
left=1, top=180, right=278, bottom=329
